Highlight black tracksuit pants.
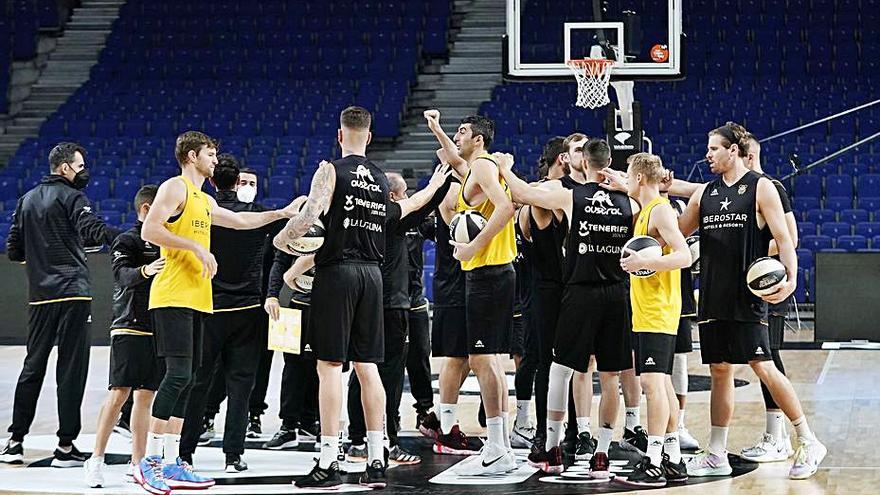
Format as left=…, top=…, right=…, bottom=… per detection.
left=9, top=301, right=91, bottom=445
left=405, top=305, right=433, bottom=415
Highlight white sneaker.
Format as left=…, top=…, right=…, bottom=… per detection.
left=83, top=457, right=105, bottom=488
left=741, top=433, right=790, bottom=463
left=510, top=422, right=536, bottom=449
left=686, top=450, right=732, bottom=477
left=456, top=446, right=516, bottom=476
left=126, top=462, right=135, bottom=478
left=782, top=434, right=795, bottom=457
left=789, top=439, right=827, bottom=480
left=678, top=426, right=700, bottom=450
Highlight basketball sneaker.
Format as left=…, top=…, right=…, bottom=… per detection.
left=347, top=443, right=367, bottom=462
left=678, top=425, right=700, bottom=450
left=298, top=421, right=320, bottom=442
left=621, top=426, right=649, bottom=455
left=661, top=453, right=688, bottom=483
left=113, top=418, right=133, bottom=439
left=527, top=445, right=563, bottom=474
left=685, top=450, right=732, bottom=476
left=456, top=445, right=516, bottom=476
left=389, top=445, right=421, bottom=465
left=433, top=424, right=476, bottom=455
left=741, top=433, right=791, bottom=462
left=134, top=455, right=171, bottom=495
left=83, top=456, right=106, bottom=488
left=163, top=457, right=215, bottom=489
left=574, top=431, right=597, bottom=461
left=789, top=439, right=827, bottom=480
left=359, top=448, right=389, bottom=488
left=0, top=440, right=23, bottom=464
left=264, top=427, right=299, bottom=450
left=510, top=421, right=536, bottom=449
left=197, top=417, right=215, bottom=446
left=588, top=451, right=611, bottom=479
left=295, top=460, right=342, bottom=489
left=246, top=414, right=262, bottom=438
left=621, top=457, right=666, bottom=487
left=51, top=444, right=87, bottom=468
left=225, top=453, right=248, bottom=473
left=418, top=411, right=441, bottom=439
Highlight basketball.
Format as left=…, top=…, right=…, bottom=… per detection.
left=686, top=235, right=700, bottom=272
left=746, top=257, right=788, bottom=297
left=621, top=235, right=663, bottom=278
left=650, top=44, right=670, bottom=63
left=286, top=219, right=325, bottom=255
left=293, top=267, right=315, bottom=293
left=449, top=210, right=488, bottom=244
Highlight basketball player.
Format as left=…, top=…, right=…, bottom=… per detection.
left=273, top=107, right=392, bottom=489
left=510, top=197, right=538, bottom=448
left=674, top=123, right=825, bottom=479
left=405, top=217, right=435, bottom=428
left=616, top=153, right=692, bottom=486
left=740, top=131, right=799, bottom=462
left=499, top=139, right=639, bottom=477
left=84, top=185, right=164, bottom=488
left=136, top=131, right=298, bottom=494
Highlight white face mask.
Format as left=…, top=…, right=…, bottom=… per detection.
left=237, top=185, right=257, bottom=203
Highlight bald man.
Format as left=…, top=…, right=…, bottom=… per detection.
left=347, top=170, right=452, bottom=464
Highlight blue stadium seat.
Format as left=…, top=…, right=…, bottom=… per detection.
left=797, top=221, right=817, bottom=237
left=804, top=208, right=835, bottom=224
left=826, top=174, right=853, bottom=198
left=821, top=221, right=850, bottom=237
left=825, top=196, right=853, bottom=210
left=855, top=222, right=880, bottom=238
left=801, top=235, right=832, bottom=251
left=85, top=177, right=111, bottom=201
left=837, top=235, right=868, bottom=251
left=839, top=208, right=869, bottom=224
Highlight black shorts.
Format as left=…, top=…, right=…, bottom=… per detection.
left=431, top=306, right=468, bottom=358
left=552, top=281, right=632, bottom=373
left=292, top=300, right=316, bottom=359
left=675, top=317, right=695, bottom=354
left=465, top=264, right=515, bottom=355
left=151, top=307, right=205, bottom=364
left=698, top=320, right=772, bottom=365
left=632, top=332, right=676, bottom=375
left=309, top=263, right=384, bottom=363
left=109, top=334, right=164, bottom=390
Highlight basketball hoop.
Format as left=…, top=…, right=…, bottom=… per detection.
left=566, top=58, right=615, bottom=109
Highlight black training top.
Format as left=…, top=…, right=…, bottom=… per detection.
left=430, top=210, right=466, bottom=308
left=110, top=222, right=160, bottom=332
left=564, top=183, right=633, bottom=285
left=514, top=209, right=533, bottom=314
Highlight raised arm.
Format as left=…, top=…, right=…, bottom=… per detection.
left=425, top=110, right=469, bottom=178
left=495, top=155, right=570, bottom=212
left=667, top=178, right=702, bottom=199
left=757, top=177, right=797, bottom=304
left=621, top=204, right=692, bottom=274
left=274, top=161, right=336, bottom=254
left=397, top=164, right=453, bottom=220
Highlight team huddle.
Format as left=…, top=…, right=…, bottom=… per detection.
left=1, top=106, right=827, bottom=493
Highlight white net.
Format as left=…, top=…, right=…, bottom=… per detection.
left=566, top=59, right=615, bottom=109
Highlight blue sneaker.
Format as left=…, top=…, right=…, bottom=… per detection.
left=163, top=457, right=215, bottom=490
left=133, top=456, right=171, bottom=495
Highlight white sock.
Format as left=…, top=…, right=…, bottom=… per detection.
left=515, top=400, right=531, bottom=426
left=366, top=431, right=384, bottom=464
left=439, top=403, right=457, bottom=435
left=597, top=427, right=613, bottom=454
left=146, top=433, right=163, bottom=459
left=546, top=419, right=564, bottom=450
left=319, top=436, right=338, bottom=469
left=766, top=410, right=785, bottom=441
left=625, top=407, right=640, bottom=430
left=708, top=426, right=728, bottom=456
left=677, top=410, right=686, bottom=429
left=576, top=417, right=591, bottom=434
left=647, top=435, right=664, bottom=467
left=672, top=353, right=688, bottom=396
left=163, top=434, right=180, bottom=462
left=791, top=416, right=817, bottom=443
left=664, top=432, right=681, bottom=464
left=502, top=413, right=511, bottom=449
left=487, top=416, right=505, bottom=448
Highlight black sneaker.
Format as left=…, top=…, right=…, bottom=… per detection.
left=294, top=461, right=342, bottom=489
left=263, top=427, right=299, bottom=450
left=113, top=418, right=133, bottom=439
left=389, top=445, right=421, bottom=465
left=561, top=427, right=578, bottom=457
left=298, top=421, right=320, bottom=442
left=359, top=449, right=388, bottom=489
left=51, top=444, right=87, bottom=468
left=198, top=417, right=215, bottom=446
left=621, top=456, right=666, bottom=487
left=246, top=415, right=262, bottom=438
left=622, top=426, right=649, bottom=455
left=574, top=431, right=597, bottom=461
left=527, top=445, right=563, bottom=474
left=225, top=453, right=248, bottom=473
left=661, top=453, right=688, bottom=482
left=415, top=409, right=430, bottom=431
left=418, top=411, right=441, bottom=439
left=0, top=441, right=23, bottom=464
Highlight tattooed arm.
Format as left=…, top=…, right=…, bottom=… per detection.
left=273, top=160, right=336, bottom=254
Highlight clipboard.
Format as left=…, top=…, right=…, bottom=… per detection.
left=267, top=307, right=301, bottom=354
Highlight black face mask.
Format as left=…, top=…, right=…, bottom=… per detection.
left=71, top=168, right=90, bottom=190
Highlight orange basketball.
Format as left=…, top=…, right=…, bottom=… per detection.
left=650, top=44, right=669, bottom=63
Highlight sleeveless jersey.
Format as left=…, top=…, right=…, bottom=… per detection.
left=564, top=183, right=633, bottom=284
left=456, top=153, right=517, bottom=271
left=698, top=170, right=772, bottom=322
left=315, top=155, right=389, bottom=266
left=513, top=209, right=532, bottom=313
left=433, top=211, right=466, bottom=307
left=670, top=198, right=696, bottom=317
left=530, top=176, right=576, bottom=287
left=149, top=176, right=213, bottom=313
left=630, top=197, right=681, bottom=334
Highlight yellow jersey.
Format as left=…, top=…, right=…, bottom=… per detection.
left=456, top=153, right=517, bottom=271
left=148, top=176, right=213, bottom=313
left=630, top=196, right=681, bottom=335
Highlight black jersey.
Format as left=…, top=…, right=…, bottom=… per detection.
left=315, top=155, right=389, bottom=266
left=530, top=176, right=578, bottom=287
left=514, top=209, right=533, bottom=313
left=670, top=198, right=697, bottom=316
left=432, top=212, right=466, bottom=307
left=757, top=172, right=793, bottom=214
left=698, top=170, right=773, bottom=322
left=563, top=183, right=633, bottom=285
